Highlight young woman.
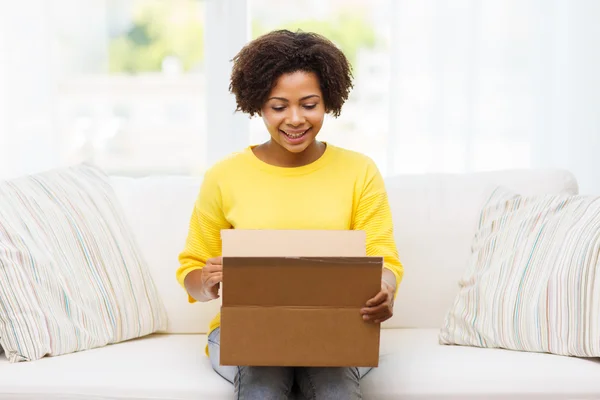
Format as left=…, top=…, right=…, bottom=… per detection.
left=177, top=29, right=403, bottom=399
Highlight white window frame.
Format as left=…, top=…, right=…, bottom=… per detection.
left=204, top=0, right=251, bottom=166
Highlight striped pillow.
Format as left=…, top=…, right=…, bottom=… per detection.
left=0, top=164, right=168, bottom=362
left=439, top=187, right=600, bottom=357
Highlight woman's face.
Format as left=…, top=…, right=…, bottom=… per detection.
left=260, top=71, right=325, bottom=154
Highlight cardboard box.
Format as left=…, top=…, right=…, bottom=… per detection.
left=220, top=230, right=383, bottom=367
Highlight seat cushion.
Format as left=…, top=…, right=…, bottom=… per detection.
left=1, top=329, right=599, bottom=400
left=367, top=329, right=600, bottom=399
left=0, top=334, right=230, bottom=400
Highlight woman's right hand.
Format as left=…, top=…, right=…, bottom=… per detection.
left=201, top=256, right=223, bottom=300
left=184, top=256, right=223, bottom=302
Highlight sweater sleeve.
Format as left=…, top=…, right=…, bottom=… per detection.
left=352, top=159, right=404, bottom=297
left=176, top=167, right=231, bottom=303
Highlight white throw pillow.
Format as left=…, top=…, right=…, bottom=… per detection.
left=439, top=187, right=600, bottom=357
left=0, top=164, right=168, bottom=362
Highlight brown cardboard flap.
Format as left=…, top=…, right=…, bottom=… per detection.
left=221, top=229, right=366, bottom=257
left=220, top=306, right=380, bottom=367
left=222, top=256, right=382, bottom=307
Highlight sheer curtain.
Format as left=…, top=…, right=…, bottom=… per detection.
left=387, top=0, right=600, bottom=194
left=0, top=0, right=61, bottom=178
left=1, top=0, right=599, bottom=193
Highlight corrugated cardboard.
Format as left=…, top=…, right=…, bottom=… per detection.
left=220, top=230, right=383, bottom=367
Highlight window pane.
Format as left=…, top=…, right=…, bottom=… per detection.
left=55, top=0, right=206, bottom=176
left=249, top=0, right=391, bottom=173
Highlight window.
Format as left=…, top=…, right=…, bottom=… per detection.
left=56, top=0, right=207, bottom=176
left=2, top=1, right=598, bottom=192
left=0, top=0, right=207, bottom=178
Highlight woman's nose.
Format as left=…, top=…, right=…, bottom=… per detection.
left=286, top=107, right=305, bottom=126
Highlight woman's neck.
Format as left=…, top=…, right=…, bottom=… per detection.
left=254, top=140, right=326, bottom=168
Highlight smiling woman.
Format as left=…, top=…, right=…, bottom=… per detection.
left=177, top=29, right=403, bottom=399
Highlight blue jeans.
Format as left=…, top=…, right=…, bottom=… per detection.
left=208, top=328, right=373, bottom=399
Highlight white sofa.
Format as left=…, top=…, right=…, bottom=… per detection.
left=1, top=168, right=599, bottom=399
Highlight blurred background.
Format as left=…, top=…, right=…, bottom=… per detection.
left=0, top=0, right=599, bottom=193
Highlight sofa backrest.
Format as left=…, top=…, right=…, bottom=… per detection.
left=384, top=169, right=578, bottom=330
left=110, top=169, right=578, bottom=334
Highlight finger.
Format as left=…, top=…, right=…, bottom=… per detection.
left=366, top=290, right=388, bottom=307
left=206, top=287, right=219, bottom=300
left=371, top=313, right=393, bottom=324
left=361, top=303, right=387, bottom=316
left=362, top=308, right=392, bottom=322
left=361, top=302, right=393, bottom=321
left=205, top=273, right=223, bottom=287
left=201, top=271, right=222, bottom=289
left=207, top=256, right=223, bottom=266
left=204, top=263, right=223, bottom=273
left=209, top=282, right=221, bottom=299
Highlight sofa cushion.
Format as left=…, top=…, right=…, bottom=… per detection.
left=1, top=329, right=598, bottom=400
left=0, top=164, right=167, bottom=362
left=368, top=329, right=600, bottom=399
left=440, top=187, right=600, bottom=357
left=0, top=333, right=228, bottom=400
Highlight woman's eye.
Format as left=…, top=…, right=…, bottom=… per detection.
left=272, top=106, right=285, bottom=112
left=303, top=104, right=317, bottom=109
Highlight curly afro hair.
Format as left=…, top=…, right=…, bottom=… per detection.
left=229, top=29, right=353, bottom=118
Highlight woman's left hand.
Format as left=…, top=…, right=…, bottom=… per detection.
left=361, top=281, right=395, bottom=324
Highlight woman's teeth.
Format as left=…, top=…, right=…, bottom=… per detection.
left=284, top=129, right=307, bottom=138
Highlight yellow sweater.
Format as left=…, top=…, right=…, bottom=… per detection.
left=177, top=143, right=404, bottom=335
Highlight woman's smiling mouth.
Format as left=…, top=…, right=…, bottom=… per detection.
left=280, top=128, right=311, bottom=144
